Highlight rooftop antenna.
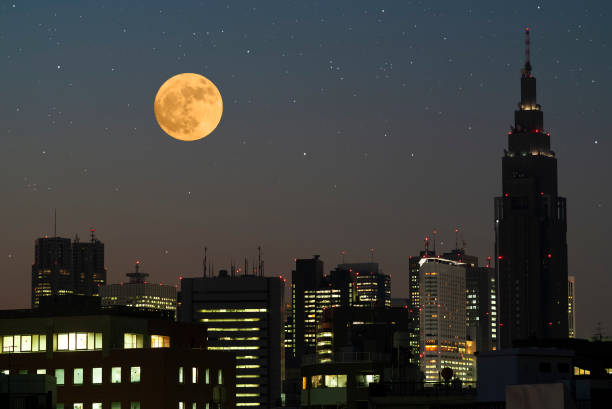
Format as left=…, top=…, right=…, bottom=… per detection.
left=455, top=228, right=459, bottom=250
left=90, top=227, right=96, bottom=243
left=203, top=247, right=207, bottom=278
left=424, top=236, right=430, bottom=256
left=433, top=229, right=438, bottom=256
left=341, top=250, right=346, bottom=264
left=258, top=245, right=262, bottom=277
left=524, top=27, right=531, bottom=73
left=369, top=248, right=374, bottom=263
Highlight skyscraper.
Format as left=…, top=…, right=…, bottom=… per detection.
left=72, top=230, right=106, bottom=297
left=290, top=255, right=325, bottom=365
left=407, top=245, right=435, bottom=362
left=179, top=270, right=285, bottom=409
left=419, top=257, right=475, bottom=383
left=495, top=29, right=569, bottom=348
left=442, top=249, right=498, bottom=353
left=32, top=231, right=107, bottom=308
left=31, top=237, right=73, bottom=308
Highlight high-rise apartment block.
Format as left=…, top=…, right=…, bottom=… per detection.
left=419, top=257, right=476, bottom=383
left=495, top=29, right=569, bottom=347
left=179, top=271, right=284, bottom=408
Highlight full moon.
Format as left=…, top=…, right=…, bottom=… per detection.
left=154, top=73, right=223, bottom=141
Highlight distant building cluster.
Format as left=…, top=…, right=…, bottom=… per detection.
left=2, top=30, right=610, bottom=409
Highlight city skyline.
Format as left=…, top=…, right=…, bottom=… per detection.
left=1, top=1, right=611, bottom=341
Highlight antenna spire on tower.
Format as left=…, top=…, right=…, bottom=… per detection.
left=203, top=247, right=207, bottom=278
left=53, top=209, right=57, bottom=238
left=524, top=27, right=532, bottom=74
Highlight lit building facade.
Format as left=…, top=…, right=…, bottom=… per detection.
left=100, top=262, right=177, bottom=316
left=568, top=276, right=576, bottom=338
left=334, top=263, right=391, bottom=308
left=442, top=249, right=498, bottom=353
left=408, top=249, right=435, bottom=363
left=0, top=307, right=235, bottom=409
left=419, top=258, right=475, bottom=383
left=179, top=271, right=284, bottom=408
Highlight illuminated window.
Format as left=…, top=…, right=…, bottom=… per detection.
left=111, top=367, right=121, bottom=383
left=76, top=333, right=87, bottom=350
left=325, top=375, right=338, bottom=387
left=151, top=335, right=170, bottom=348
left=338, top=375, right=347, bottom=387
left=124, top=333, right=143, bottom=349
left=311, top=375, right=323, bottom=388
left=55, top=369, right=65, bottom=385
left=73, top=404, right=84, bottom=409
left=92, top=367, right=102, bottom=384
left=73, top=368, right=84, bottom=385
left=130, top=367, right=141, bottom=383
left=178, top=367, right=184, bottom=383
left=36, top=369, right=46, bottom=375
left=93, top=404, right=102, bottom=409
left=205, top=368, right=209, bottom=384
left=192, top=367, right=198, bottom=383
left=55, top=333, right=101, bottom=351
left=179, top=403, right=185, bottom=409
left=192, top=404, right=196, bottom=409
left=57, top=405, right=64, bottom=409
left=217, top=369, right=222, bottom=385
left=111, top=403, right=121, bottom=409
left=130, top=403, right=140, bottom=409
left=302, top=377, right=307, bottom=390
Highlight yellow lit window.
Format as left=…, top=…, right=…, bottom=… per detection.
left=151, top=335, right=170, bottom=348
left=124, top=333, right=143, bottom=349
left=302, top=377, right=307, bottom=390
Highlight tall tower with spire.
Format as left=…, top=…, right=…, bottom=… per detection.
left=495, top=29, right=569, bottom=348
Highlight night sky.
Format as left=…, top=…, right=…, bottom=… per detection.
left=1, top=1, right=610, bottom=339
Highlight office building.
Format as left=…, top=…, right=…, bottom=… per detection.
left=333, top=263, right=391, bottom=308
left=31, top=237, right=74, bottom=308
left=100, top=262, right=177, bottom=316
left=407, top=247, right=435, bottom=362
left=568, top=276, right=576, bottom=338
left=179, top=271, right=284, bottom=408
left=442, top=249, right=498, bottom=353
left=72, top=231, right=106, bottom=298
left=495, top=29, right=569, bottom=348
left=0, top=305, right=235, bottom=409
left=290, top=256, right=325, bottom=365
left=419, top=257, right=475, bottom=383
left=32, top=233, right=107, bottom=308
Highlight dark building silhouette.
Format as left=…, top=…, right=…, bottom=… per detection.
left=289, top=255, right=325, bottom=366
left=495, top=29, right=569, bottom=348
left=32, top=232, right=106, bottom=308
left=31, top=237, right=73, bottom=308
left=72, top=231, right=106, bottom=297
